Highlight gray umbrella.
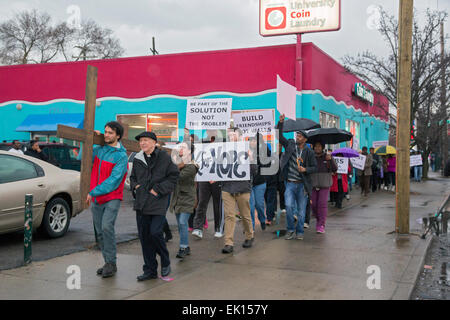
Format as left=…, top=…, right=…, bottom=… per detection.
left=282, top=118, right=321, bottom=132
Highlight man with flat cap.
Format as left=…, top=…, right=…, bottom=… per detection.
left=130, top=131, right=179, bottom=281
left=276, top=114, right=317, bottom=240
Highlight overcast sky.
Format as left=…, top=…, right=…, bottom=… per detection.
left=0, top=0, right=448, bottom=63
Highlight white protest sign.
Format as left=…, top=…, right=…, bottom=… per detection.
left=186, top=98, right=232, bottom=129
left=334, top=157, right=349, bottom=174
left=193, top=142, right=250, bottom=181
left=373, top=140, right=389, bottom=149
left=232, top=110, right=274, bottom=137
left=410, top=155, right=423, bottom=167
left=276, top=75, right=297, bottom=120
left=350, top=154, right=366, bottom=171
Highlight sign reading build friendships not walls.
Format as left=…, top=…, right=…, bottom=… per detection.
left=232, top=110, right=274, bottom=138
left=186, top=98, right=232, bottom=129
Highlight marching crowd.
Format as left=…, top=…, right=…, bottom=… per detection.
left=6, top=117, right=405, bottom=281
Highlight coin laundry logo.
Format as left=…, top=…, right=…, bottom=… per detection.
left=265, top=7, right=287, bottom=30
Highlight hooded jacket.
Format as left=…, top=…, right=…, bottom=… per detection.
left=130, top=148, right=179, bottom=215
left=169, top=160, right=199, bottom=214
left=89, top=143, right=128, bottom=205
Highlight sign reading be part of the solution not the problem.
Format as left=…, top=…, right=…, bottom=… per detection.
left=186, top=98, right=232, bottom=130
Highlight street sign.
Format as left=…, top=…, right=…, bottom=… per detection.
left=260, top=0, right=341, bottom=37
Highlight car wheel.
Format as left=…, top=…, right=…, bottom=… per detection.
left=40, top=198, right=71, bottom=238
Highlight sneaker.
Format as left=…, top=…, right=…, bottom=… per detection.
left=101, top=262, right=117, bottom=278
left=176, top=247, right=190, bottom=259
left=188, top=227, right=193, bottom=232
left=96, top=263, right=117, bottom=276
left=214, top=231, right=224, bottom=238
left=137, top=273, right=158, bottom=281
left=316, top=226, right=325, bottom=234
left=285, top=231, right=295, bottom=240
left=281, top=209, right=286, bottom=214
left=222, top=245, right=234, bottom=254
left=304, top=223, right=309, bottom=229
left=161, top=265, right=171, bottom=277
left=296, top=234, right=304, bottom=240
left=192, top=229, right=203, bottom=239
left=242, top=238, right=254, bottom=248
left=345, top=194, right=350, bottom=200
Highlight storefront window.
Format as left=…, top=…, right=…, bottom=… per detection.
left=117, top=113, right=178, bottom=143
left=319, top=112, right=340, bottom=151
left=345, top=119, right=360, bottom=150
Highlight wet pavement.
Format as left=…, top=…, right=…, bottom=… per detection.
left=0, top=173, right=447, bottom=300
left=411, top=233, right=450, bottom=300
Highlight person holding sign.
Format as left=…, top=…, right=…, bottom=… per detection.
left=277, top=114, right=317, bottom=240
left=331, top=153, right=352, bottom=209
left=221, top=127, right=257, bottom=254
left=356, top=147, right=373, bottom=197
left=310, top=142, right=337, bottom=234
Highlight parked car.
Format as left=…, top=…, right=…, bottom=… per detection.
left=0, top=150, right=82, bottom=238
left=25, top=142, right=81, bottom=171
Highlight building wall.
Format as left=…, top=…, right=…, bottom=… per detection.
left=0, top=43, right=388, bottom=146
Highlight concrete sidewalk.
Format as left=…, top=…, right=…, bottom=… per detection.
left=0, top=174, right=448, bottom=300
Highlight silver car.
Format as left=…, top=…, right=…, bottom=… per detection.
left=0, top=150, right=82, bottom=238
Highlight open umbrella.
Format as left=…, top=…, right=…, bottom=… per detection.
left=375, top=145, right=396, bottom=155
left=305, top=128, right=353, bottom=145
left=282, top=118, right=321, bottom=132
left=332, top=147, right=359, bottom=158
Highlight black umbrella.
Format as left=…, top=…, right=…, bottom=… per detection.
left=305, top=128, right=353, bottom=145
left=282, top=118, right=321, bottom=132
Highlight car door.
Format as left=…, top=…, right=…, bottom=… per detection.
left=0, top=154, right=49, bottom=233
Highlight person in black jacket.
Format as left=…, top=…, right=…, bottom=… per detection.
left=25, top=140, right=49, bottom=162
left=277, top=114, right=317, bottom=240
left=130, top=131, right=179, bottom=281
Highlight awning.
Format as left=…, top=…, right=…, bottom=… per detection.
left=16, top=113, right=84, bottom=132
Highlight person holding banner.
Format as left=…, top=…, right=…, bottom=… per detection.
left=331, top=153, right=351, bottom=209
left=191, top=130, right=225, bottom=240
left=169, top=142, right=199, bottom=260
left=310, top=142, right=337, bottom=233
left=357, top=147, right=373, bottom=197
left=221, top=127, right=257, bottom=254
left=249, top=133, right=271, bottom=231
left=276, top=115, right=317, bottom=240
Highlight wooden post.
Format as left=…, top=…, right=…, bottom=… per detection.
left=80, top=66, right=98, bottom=210
left=395, top=0, right=414, bottom=234
left=24, top=194, right=33, bottom=265
left=440, top=21, right=448, bottom=176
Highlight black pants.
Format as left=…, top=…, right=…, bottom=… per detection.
left=335, top=179, right=344, bottom=208
left=277, top=179, right=286, bottom=210
left=370, top=170, right=379, bottom=192
left=193, top=181, right=222, bottom=232
left=163, top=218, right=171, bottom=237
left=304, top=196, right=311, bottom=224
left=136, top=213, right=170, bottom=276
left=265, top=184, right=277, bottom=222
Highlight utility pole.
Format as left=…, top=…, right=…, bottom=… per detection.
left=440, top=21, right=448, bottom=176
left=150, top=37, right=159, bottom=55
left=395, top=0, right=414, bottom=234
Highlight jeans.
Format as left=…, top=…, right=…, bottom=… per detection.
left=176, top=213, right=190, bottom=248
left=284, top=182, right=307, bottom=235
left=91, top=199, right=121, bottom=265
left=250, top=183, right=267, bottom=229
left=414, top=166, right=423, bottom=182
left=136, top=213, right=170, bottom=276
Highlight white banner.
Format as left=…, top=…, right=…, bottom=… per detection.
left=193, top=142, right=250, bottom=181
left=350, top=154, right=366, bottom=171
left=186, top=98, right=232, bottom=129
left=334, top=157, right=349, bottom=174
left=232, top=110, right=274, bottom=137
left=410, top=155, right=423, bottom=167
left=373, top=140, right=389, bottom=149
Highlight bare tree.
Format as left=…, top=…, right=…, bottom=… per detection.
left=0, top=10, right=124, bottom=65
left=71, top=20, right=124, bottom=61
left=343, top=7, right=450, bottom=178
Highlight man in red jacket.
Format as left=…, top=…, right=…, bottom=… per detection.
left=87, top=121, right=128, bottom=278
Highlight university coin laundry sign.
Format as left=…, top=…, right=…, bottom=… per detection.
left=260, top=0, right=341, bottom=36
